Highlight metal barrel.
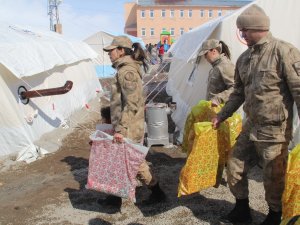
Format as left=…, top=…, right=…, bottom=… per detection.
left=146, top=103, right=168, bottom=139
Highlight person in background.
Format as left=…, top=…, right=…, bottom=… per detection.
left=100, top=35, right=166, bottom=211
left=100, top=106, right=111, bottom=124
left=212, top=4, right=300, bottom=225
left=147, top=43, right=153, bottom=54
left=198, top=39, right=235, bottom=106
left=158, top=44, right=164, bottom=63
left=163, top=39, right=169, bottom=52
left=150, top=43, right=158, bottom=65
left=89, top=106, right=112, bottom=146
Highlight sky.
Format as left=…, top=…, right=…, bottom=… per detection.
left=0, top=0, right=134, bottom=40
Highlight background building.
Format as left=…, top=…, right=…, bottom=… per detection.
left=124, top=0, right=252, bottom=44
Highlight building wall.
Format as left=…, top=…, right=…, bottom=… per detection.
left=124, top=3, right=242, bottom=45
left=124, top=2, right=138, bottom=36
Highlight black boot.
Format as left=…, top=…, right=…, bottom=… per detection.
left=260, top=210, right=282, bottom=225
left=142, top=183, right=166, bottom=205
left=220, top=198, right=252, bottom=224
left=97, top=195, right=122, bottom=213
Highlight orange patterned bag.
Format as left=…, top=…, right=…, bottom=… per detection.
left=282, top=144, right=300, bottom=219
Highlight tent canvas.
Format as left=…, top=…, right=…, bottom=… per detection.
left=167, top=0, right=300, bottom=142
left=0, top=22, right=102, bottom=161
left=84, top=31, right=145, bottom=78
left=84, top=31, right=115, bottom=79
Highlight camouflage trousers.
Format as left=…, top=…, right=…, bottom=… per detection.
left=227, top=120, right=289, bottom=211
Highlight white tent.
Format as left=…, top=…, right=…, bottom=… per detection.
left=167, top=0, right=300, bottom=143
left=84, top=31, right=145, bottom=78
left=0, top=22, right=102, bottom=161
left=84, top=31, right=116, bottom=79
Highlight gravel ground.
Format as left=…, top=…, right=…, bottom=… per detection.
left=0, top=116, right=268, bottom=225
left=0, top=60, right=269, bottom=225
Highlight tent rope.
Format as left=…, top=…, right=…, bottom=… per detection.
left=147, top=81, right=168, bottom=103
left=143, top=61, right=170, bottom=103
left=143, top=61, right=169, bottom=87
left=145, top=73, right=168, bottom=101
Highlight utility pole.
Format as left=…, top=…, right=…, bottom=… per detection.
left=48, top=0, right=63, bottom=34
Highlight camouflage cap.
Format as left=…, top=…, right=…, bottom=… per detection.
left=236, top=4, right=270, bottom=30
left=103, top=35, right=133, bottom=51
left=198, top=39, right=221, bottom=56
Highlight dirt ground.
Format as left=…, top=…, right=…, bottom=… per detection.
left=0, top=109, right=268, bottom=225
left=0, top=61, right=269, bottom=225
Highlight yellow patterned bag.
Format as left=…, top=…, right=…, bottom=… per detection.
left=178, top=111, right=242, bottom=197
left=178, top=122, right=227, bottom=197
left=181, top=100, right=221, bottom=155
left=221, top=112, right=242, bottom=160
left=280, top=215, right=300, bottom=225
left=181, top=100, right=242, bottom=157
left=282, top=144, right=300, bottom=219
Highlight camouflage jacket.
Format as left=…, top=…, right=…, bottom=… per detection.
left=110, top=55, right=145, bottom=143
left=218, top=33, right=300, bottom=142
left=206, top=54, right=235, bottom=104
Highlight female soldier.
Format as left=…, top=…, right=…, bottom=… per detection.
left=99, top=36, right=165, bottom=211
left=198, top=39, right=235, bottom=105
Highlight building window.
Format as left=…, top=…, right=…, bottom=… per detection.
left=150, top=28, right=154, bottom=36
left=161, top=9, right=166, bottom=17
left=141, top=10, right=145, bottom=18
left=209, top=9, right=213, bottom=18
left=170, top=28, right=175, bottom=36
left=180, top=28, right=184, bottom=35
left=188, top=9, right=192, bottom=18
left=150, top=9, right=154, bottom=18
left=180, top=9, right=184, bottom=18
left=170, top=9, right=174, bottom=18
left=141, top=28, right=146, bottom=36
left=200, top=9, right=205, bottom=17
left=218, top=9, right=222, bottom=17
left=162, top=28, right=167, bottom=32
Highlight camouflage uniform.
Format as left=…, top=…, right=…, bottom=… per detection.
left=110, top=55, right=157, bottom=186
left=218, top=32, right=300, bottom=211
left=206, top=54, right=235, bottom=104
left=110, top=55, right=145, bottom=142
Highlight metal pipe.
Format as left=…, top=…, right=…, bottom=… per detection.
left=20, top=80, right=73, bottom=100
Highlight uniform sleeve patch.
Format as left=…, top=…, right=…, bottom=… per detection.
left=123, top=72, right=137, bottom=91
left=124, top=72, right=135, bottom=81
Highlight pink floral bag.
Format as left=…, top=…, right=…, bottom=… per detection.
left=86, top=130, right=149, bottom=202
